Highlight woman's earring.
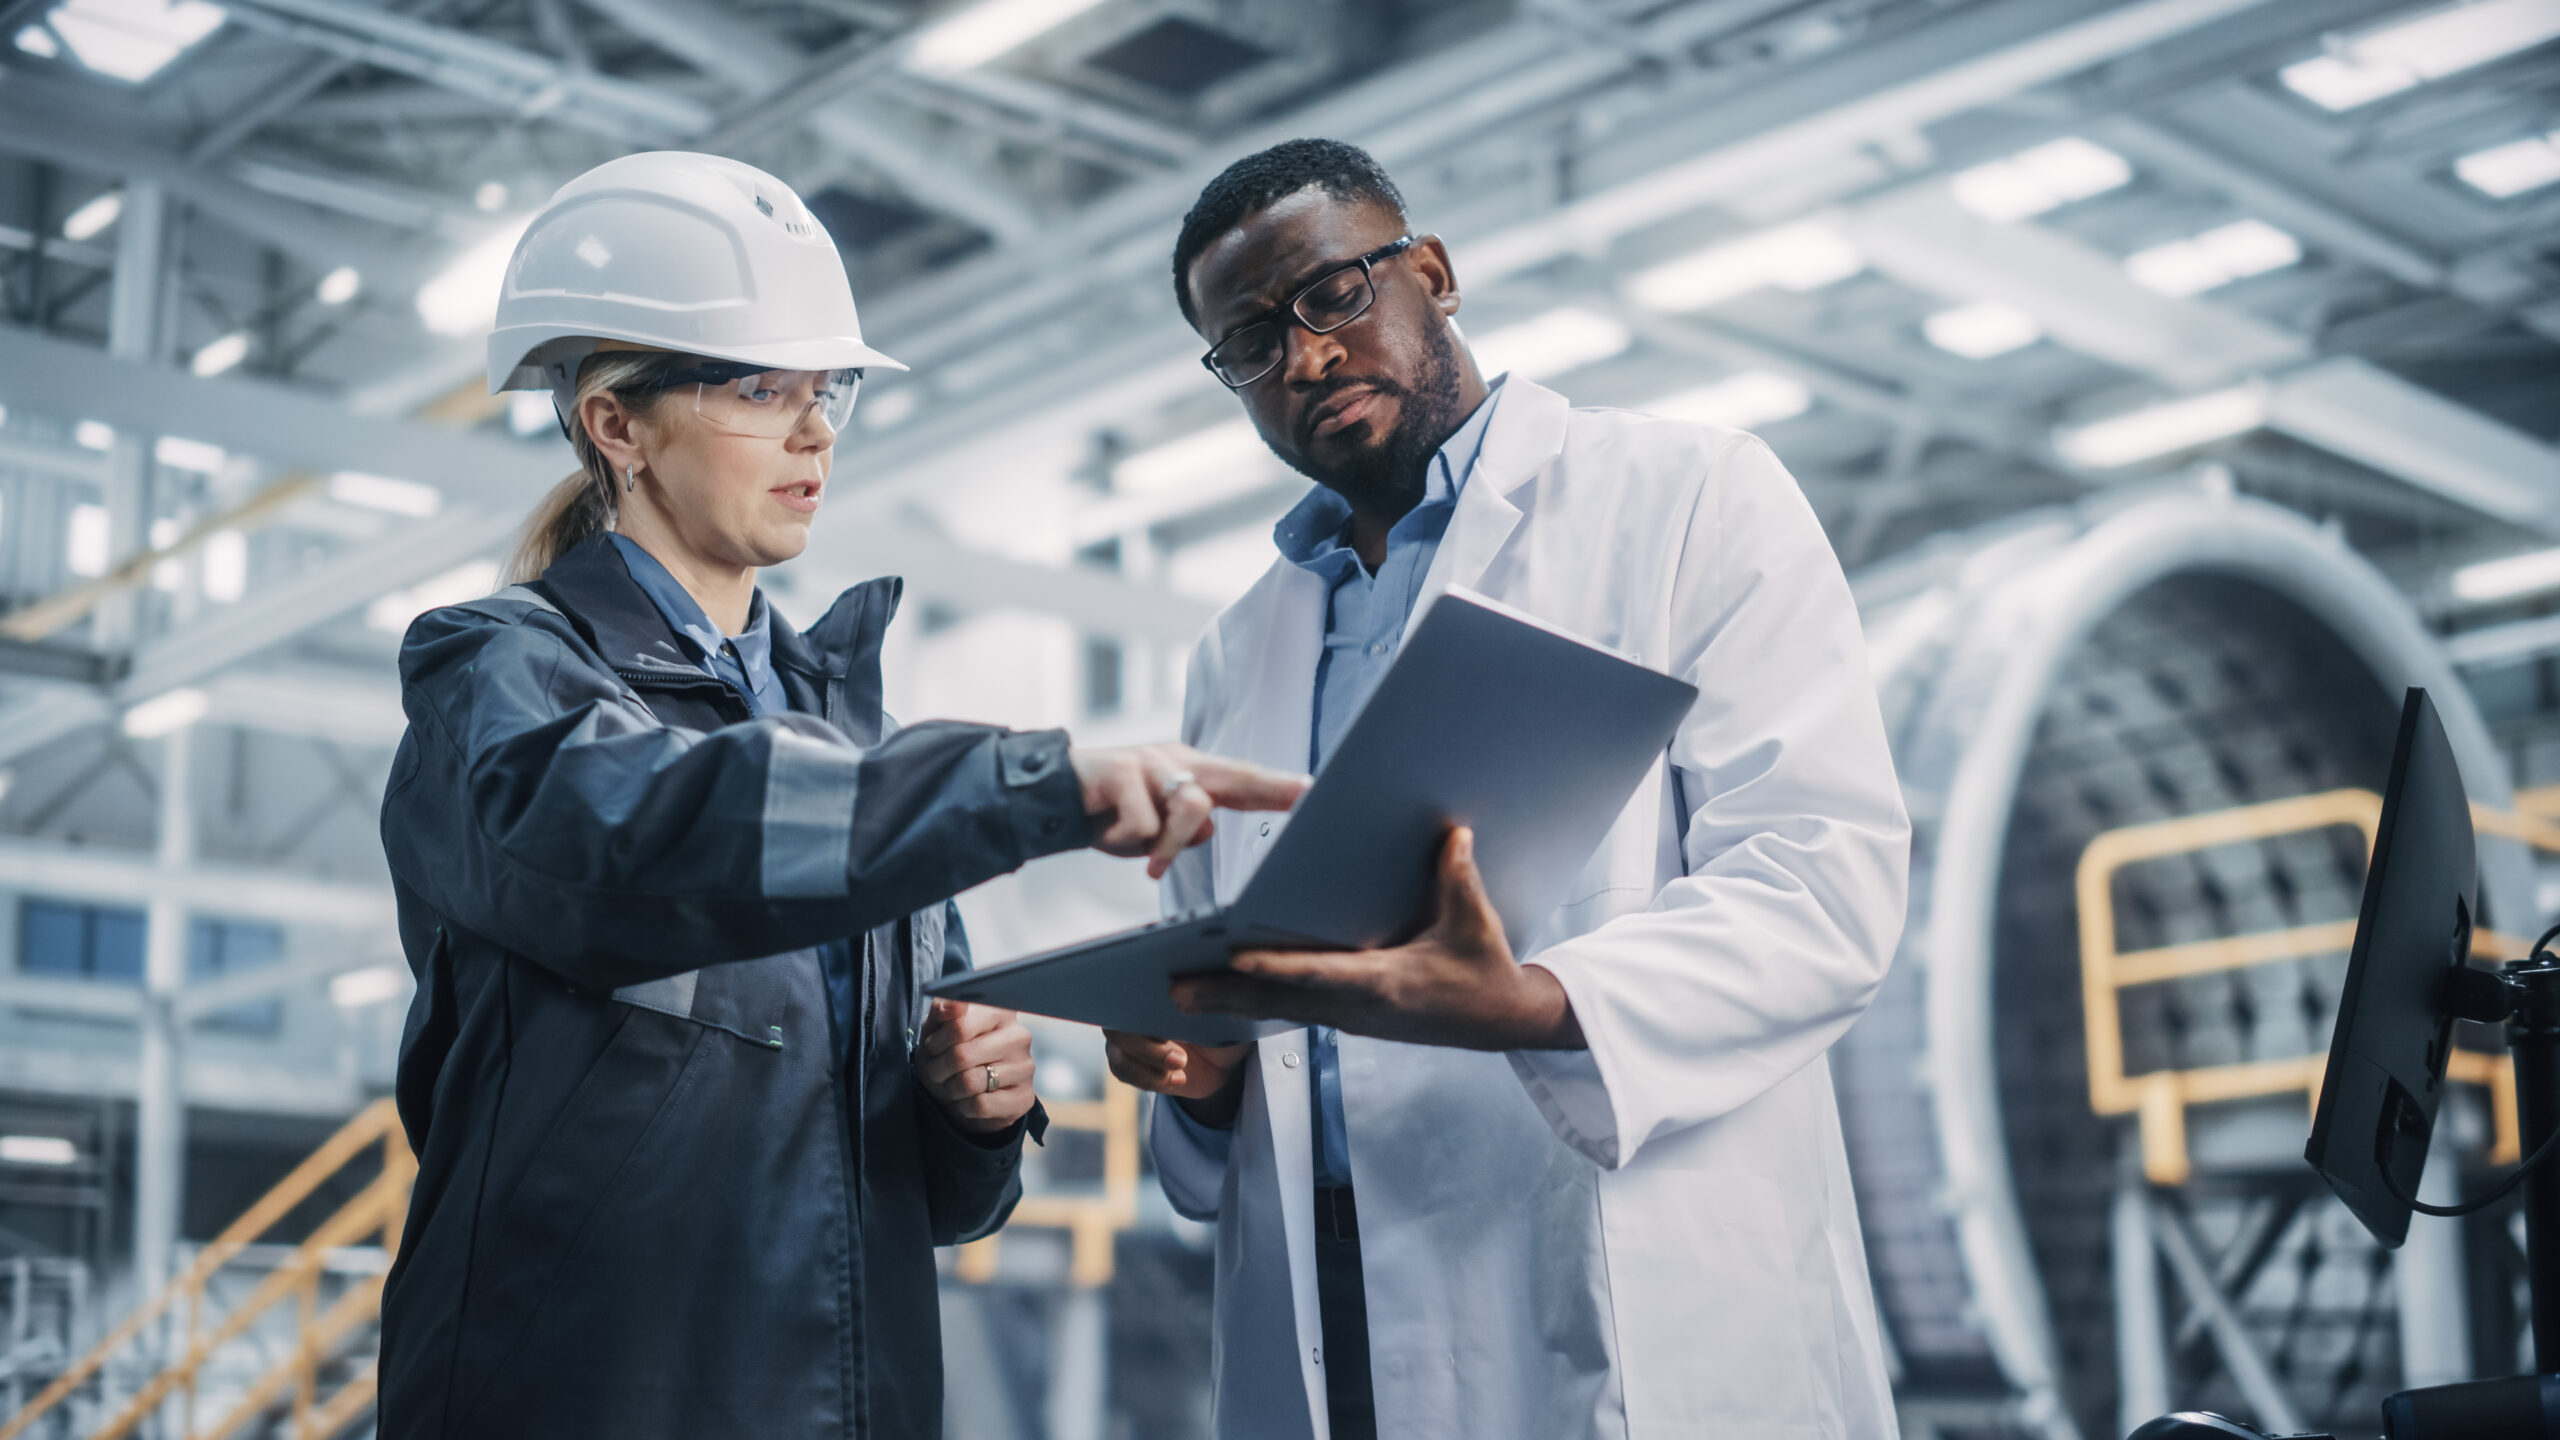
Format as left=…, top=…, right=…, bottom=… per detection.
left=624, top=462, right=637, bottom=493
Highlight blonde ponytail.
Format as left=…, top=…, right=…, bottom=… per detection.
left=501, top=349, right=693, bottom=584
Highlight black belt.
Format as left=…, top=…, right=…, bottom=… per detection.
left=1314, top=1184, right=1359, bottom=1242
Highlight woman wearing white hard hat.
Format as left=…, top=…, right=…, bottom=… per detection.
left=375, top=152, right=1304, bottom=1438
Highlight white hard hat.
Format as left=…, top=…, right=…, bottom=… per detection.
left=486, top=151, right=906, bottom=406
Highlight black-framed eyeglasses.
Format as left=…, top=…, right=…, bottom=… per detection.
left=1199, top=235, right=1417, bottom=389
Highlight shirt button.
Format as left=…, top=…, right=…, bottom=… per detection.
left=1282, top=1053, right=1301, bottom=1068
left=1259, top=820, right=1273, bottom=837
left=1368, top=640, right=1389, bottom=656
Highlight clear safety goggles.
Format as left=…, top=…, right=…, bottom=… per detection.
left=639, top=361, right=862, bottom=439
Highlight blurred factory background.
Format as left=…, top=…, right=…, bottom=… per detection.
left=0, top=0, right=2554, bottom=1437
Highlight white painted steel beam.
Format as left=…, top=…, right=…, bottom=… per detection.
left=574, top=0, right=1041, bottom=242
left=1843, top=185, right=2560, bottom=531
left=0, top=836, right=392, bottom=929
left=2265, top=359, right=2560, bottom=532
left=1456, top=0, right=2281, bottom=284
left=1845, top=185, right=2311, bottom=391
left=0, top=79, right=423, bottom=280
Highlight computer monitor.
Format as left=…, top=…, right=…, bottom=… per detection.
left=2306, top=687, right=2477, bottom=1249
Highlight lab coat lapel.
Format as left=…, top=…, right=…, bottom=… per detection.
left=1404, top=378, right=1570, bottom=640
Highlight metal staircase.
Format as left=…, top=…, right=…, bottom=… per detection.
left=0, top=1100, right=412, bottom=1440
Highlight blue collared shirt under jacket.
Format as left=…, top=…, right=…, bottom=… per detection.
left=1271, top=379, right=1503, bottom=1190
left=607, top=534, right=862, bottom=1050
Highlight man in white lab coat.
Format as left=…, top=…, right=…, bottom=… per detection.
left=1103, top=139, right=1912, bottom=1440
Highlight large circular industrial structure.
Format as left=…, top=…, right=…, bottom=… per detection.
left=1838, top=487, right=2534, bottom=1440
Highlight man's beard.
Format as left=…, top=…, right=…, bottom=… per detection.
left=1283, top=319, right=1467, bottom=517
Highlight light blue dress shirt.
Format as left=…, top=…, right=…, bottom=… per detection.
left=607, top=534, right=787, bottom=719
left=1269, top=380, right=1503, bottom=1189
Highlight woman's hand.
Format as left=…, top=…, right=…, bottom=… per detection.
left=1068, top=744, right=1309, bottom=879
left=1103, top=1030, right=1253, bottom=1129
left=914, top=1000, right=1038, bottom=1135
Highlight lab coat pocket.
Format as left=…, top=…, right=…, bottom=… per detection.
left=1601, top=1165, right=1823, bottom=1438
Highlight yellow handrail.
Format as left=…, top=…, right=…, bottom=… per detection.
left=2078, top=789, right=2556, bottom=1186
left=0, top=1097, right=412, bottom=1440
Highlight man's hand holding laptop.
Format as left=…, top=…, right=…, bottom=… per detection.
left=1104, top=825, right=1588, bottom=1119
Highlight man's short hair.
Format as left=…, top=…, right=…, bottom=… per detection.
left=1171, top=138, right=1408, bottom=329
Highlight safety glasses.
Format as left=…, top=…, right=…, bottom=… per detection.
left=639, top=361, right=862, bottom=438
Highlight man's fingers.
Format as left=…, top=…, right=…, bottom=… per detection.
left=1439, top=826, right=1499, bottom=932
left=1189, top=755, right=1311, bottom=812
left=1227, top=948, right=1377, bottom=984
left=1173, top=972, right=1353, bottom=1027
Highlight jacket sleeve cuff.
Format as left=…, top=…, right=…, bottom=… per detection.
left=1506, top=960, right=1623, bottom=1169
left=1147, top=1093, right=1232, bottom=1221
left=996, top=730, right=1091, bottom=862
left=929, top=1092, right=1050, bottom=1160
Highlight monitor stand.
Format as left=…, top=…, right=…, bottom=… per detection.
left=2379, top=954, right=2560, bottom=1438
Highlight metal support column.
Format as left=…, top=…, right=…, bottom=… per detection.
left=2111, top=1168, right=2170, bottom=1437
left=2401, top=1114, right=2476, bottom=1389
left=1045, top=1286, right=1106, bottom=1440
left=97, top=178, right=167, bottom=654
left=133, top=722, right=194, bottom=1305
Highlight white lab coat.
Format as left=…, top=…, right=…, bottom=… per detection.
left=1151, top=378, right=1912, bottom=1439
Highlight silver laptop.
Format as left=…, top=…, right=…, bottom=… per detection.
left=926, top=587, right=1699, bottom=1043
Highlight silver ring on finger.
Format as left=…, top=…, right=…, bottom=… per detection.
left=1157, top=769, right=1198, bottom=804
left=983, top=1063, right=1000, bottom=1094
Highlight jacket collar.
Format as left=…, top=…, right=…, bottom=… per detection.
left=537, top=534, right=902, bottom=742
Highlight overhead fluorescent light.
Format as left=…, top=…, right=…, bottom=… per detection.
left=1625, top=218, right=1863, bottom=312
left=46, top=0, right=228, bottom=83
left=2054, top=383, right=2267, bottom=468
left=66, top=503, right=110, bottom=576
left=416, top=218, right=531, bottom=337
left=201, top=528, right=247, bottom=603
left=74, top=420, right=115, bottom=451
left=0, top=1135, right=77, bottom=1167
left=189, top=329, right=250, bottom=377
left=905, top=0, right=1108, bottom=77
left=153, top=435, right=226, bottom=471
left=1113, top=419, right=1266, bottom=496
left=122, top=686, right=209, bottom=738
left=2125, top=219, right=2302, bottom=296
left=473, top=181, right=508, bottom=212
left=1640, top=372, right=1813, bottom=430
left=1949, top=137, right=2132, bottom=223
left=365, top=559, right=500, bottom=634
left=1468, top=306, right=1633, bottom=381
left=1923, top=301, right=2042, bottom=359
left=2456, top=130, right=2560, bottom=198
left=2453, top=545, right=2560, bottom=603
left=2281, top=0, right=2560, bottom=111
left=61, top=190, right=122, bottom=241
left=330, top=964, right=409, bottom=1009
left=15, top=23, right=60, bottom=57
left=329, top=470, right=443, bottom=517
left=315, top=266, right=360, bottom=305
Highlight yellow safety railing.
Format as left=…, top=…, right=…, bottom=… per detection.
left=0, top=1098, right=413, bottom=1440
left=954, top=1069, right=1143, bottom=1289
left=2079, top=788, right=2558, bottom=1186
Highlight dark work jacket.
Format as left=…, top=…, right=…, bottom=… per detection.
left=376, top=534, right=1084, bottom=1439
